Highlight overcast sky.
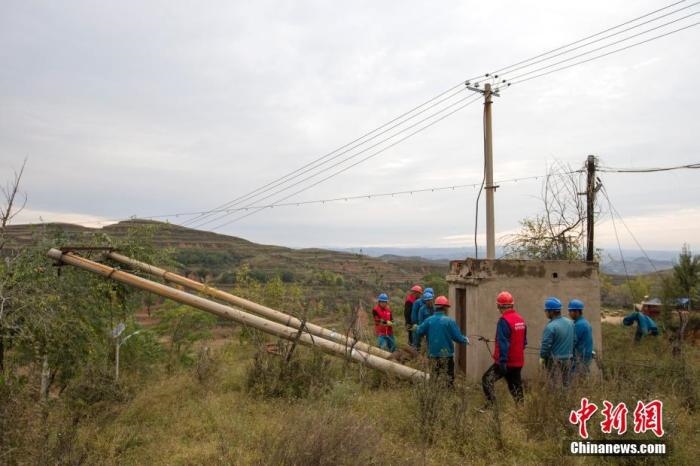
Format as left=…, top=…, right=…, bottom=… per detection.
left=1, top=0, right=698, bottom=253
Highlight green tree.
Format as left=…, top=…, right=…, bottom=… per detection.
left=673, top=244, right=700, bottom=308
left=155, top=304, right=217, bottom=369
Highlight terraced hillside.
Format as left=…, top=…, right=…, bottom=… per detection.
left=3, top=220, right=448, bottom=309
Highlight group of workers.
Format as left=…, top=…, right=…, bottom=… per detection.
left=371, top=286, right=596, bottom=406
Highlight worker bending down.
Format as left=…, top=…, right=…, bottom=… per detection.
left=622, top=310, right=659, bottom=341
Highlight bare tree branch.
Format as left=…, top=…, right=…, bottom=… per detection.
left=0, top=158, right=28, bottom=251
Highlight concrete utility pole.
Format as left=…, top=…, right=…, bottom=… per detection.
left=483, top=84, right=496, bottom=259
left=585, top=155, right=597, bottom=261
left=467, top=81, right=499, bottom=259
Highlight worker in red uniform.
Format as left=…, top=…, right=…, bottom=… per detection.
left=482, top=291, right=527, bottom=406
left=372, top=293, right=396, bottom=352
left=404, top=285, right=423, bottom=346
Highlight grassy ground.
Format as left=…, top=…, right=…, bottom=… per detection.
left=4, top=322, right=700, bottom=465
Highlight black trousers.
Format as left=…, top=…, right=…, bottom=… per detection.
left=430, top=357, right=455, bottom=386
left=481, top=363, right=523, bottom=404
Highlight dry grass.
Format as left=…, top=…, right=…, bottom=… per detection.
left=2, top=323, right=699, bottom=465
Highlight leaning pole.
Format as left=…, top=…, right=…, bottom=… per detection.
left=47, top=249, right=426, bottom=382
left=105, top=251, right=392, bottom=359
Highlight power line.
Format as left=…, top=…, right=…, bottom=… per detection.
left=507, top=21, right=700, bottom=86
left=183, top=84, right=479, bottom=227
left=43, top=169, right=577, bottom=227
left=484, top=0, right=691, bottom=79
left=479, top=1, right=697, bottom=84
left=599, top=185, right=661, bottom=277
left=598, top=162, right=700, bottom=173
left=211, top=94, right=486, bottom=230
left=601, top=184, right=636, bottom=303
left=190, top=89, right=479, bottom=229
left=504, top=12, right=699, bottom=83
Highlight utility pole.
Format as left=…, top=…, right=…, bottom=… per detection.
left=467, top=80, right=499, bottom=259
left=585, top=155, right=597, bottom=261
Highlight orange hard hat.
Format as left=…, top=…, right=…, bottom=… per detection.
left=435, top=295, right=450, bottom=307
left=410, top=285, right=423, bottom=293
left=496, top=291, right=514, bottom=306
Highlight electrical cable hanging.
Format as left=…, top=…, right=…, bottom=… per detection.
left=183, top=84, right=480, bottom=228
left=211, top=93, right=485, bottom=230
left=507, top=21, right=699, bottom=86
left=482, top=0, right=691, bottom=79
left=191, top=91, right=481, bottom=229
left=598, top=162, right=700, bottom=173
left=599, top=185, right=661, bottom=277
left=504, top=12, right=698, bottom=83
left=601, top=183, right=637, bottom=305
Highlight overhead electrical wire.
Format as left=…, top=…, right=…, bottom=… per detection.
left=190, top=90, right=480, bottom=229
left=505, top=21, right=699, bottom=86
left=210, top=93, right=485, bottom=230
left=503, top=12, right=698, bottom=83
left=482, top=0, right=691, bottom=79
left=486, top=1, right=698, bottom=80
left=599, top=185, right=661, bottom=276
left=182, top=83, right=480, bottom=228
left=598, top=162, right=700, bottom=173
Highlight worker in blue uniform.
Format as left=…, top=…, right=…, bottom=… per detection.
left=540, top=297, right=574, bottom=386
left=568, top=299, right=593, bottom=376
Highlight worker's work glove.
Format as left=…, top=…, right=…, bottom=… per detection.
left=591, top=350, right=597, bottom=360
left=411, top=324, right=418, bottom=331
left=386, top=321, right=394, bottom=326
left=539, top=357, right=546, bottom=367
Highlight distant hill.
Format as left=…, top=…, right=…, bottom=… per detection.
left=599, top=257, right=674, bottom=275
left=338, top=246, right=676, bottom=275
left=3, top=220, right=447, bottom=309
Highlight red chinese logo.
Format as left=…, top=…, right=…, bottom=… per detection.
left=633, top=400, right=664, bottom=438
left=569, top=397, right=598, bottom=439
left=570, top=398, right=664, bottom=438
left=600, top=401, right=628, bottom=435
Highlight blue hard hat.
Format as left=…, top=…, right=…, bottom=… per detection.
left=544, top=297, right=562, bottom=311
left=422, top=291, right=434, bottom=301
left=425, top=287, right=434, bottom=294
left=568, top=299, right=584, bottom=311
left=377, top=293, right=389, bottom=302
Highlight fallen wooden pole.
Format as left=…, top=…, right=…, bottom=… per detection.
left=48, top=249, right=426, bottom=382
left=105, top=251, right=393, bottom=359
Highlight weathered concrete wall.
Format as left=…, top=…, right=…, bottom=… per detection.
left=446, top=258, right=601, bottom=381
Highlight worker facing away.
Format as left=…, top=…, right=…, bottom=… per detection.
left=568, top=299, right=593, bottom=375
left=415, top=295, right=469, bottom=386
left=372, top=293, right=396, bottom=352
left=411, top=289, right=434, bottom=349
left=622, top=310, right=659, bottom=341
left=540, top=297, right=574, bottom=386
left=404, top=284, right=423, bottom=346
left=482, top=291, right=527, bottom=406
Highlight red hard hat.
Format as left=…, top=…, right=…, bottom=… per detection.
left=435, top=295, right=450, bottom=307
left=410, top=285, right=423, bottom=293
left=496, top=291, right=514, bottom=306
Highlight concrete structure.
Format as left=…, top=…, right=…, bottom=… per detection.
left=446, top=258, right=602, bottom=381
